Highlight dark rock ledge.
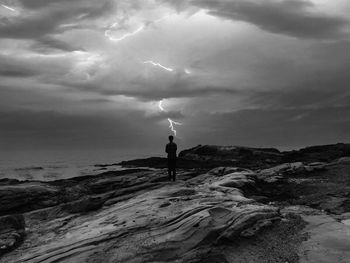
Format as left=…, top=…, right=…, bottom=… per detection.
left=0, top=143, right=350, bottom=262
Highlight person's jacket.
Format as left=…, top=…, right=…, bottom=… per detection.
left=165, top=142, right=177, bottom=159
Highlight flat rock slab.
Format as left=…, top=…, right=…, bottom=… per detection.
left=1, top=172, right=280, bottom=263
left=299, top=213, right=350, bottom=263
left=281, top=206, right=350, bottom=263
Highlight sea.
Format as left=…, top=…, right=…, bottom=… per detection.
left=0, top=149, right=159, bottom=182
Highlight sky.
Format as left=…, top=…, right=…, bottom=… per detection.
left=1, top=0, right=350, bottom=155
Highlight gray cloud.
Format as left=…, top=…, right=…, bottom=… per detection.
left=183, top=105, right=350, bottom=149
left=1, top=0, right=350, bottom=153
left=32, top=36, right=85, bottom=52
left=17, top=0, right=81, bottom=10
left=0, top=0, right=114, bottom=50
left=0, top=65, right=37, bottom=77
left=0, top=55, right=39, bottom=77
left=0, top=108, right=166, bottom=151
left=147, top=110, right=185, bottom=121
left=101, top=85, right=239, bottom=101
left=163, top=0, right=349, bottom=39
left=66, top=77, right=240, bottom=101
left=0, top=52, right=75, bottom=79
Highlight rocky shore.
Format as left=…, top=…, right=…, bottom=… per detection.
left=1, top=143, right=350, bottom=262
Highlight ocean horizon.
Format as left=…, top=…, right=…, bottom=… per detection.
left=0, top=149, right=161, bottom=181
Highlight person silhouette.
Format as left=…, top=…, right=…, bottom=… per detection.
left=165, top=135, right=177, bottom=181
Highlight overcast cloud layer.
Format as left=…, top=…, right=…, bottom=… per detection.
left=1, top=0, right=350, bottom=153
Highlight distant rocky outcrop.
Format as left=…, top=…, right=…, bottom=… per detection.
left=179, top=143, right=350, bottom=168
left=120, top=143, right=350, bottom=170
left=119, top=156, right=241, bottom=169
left=179, top=145, right=281, bottom=160
left=179, top=145, right=283, bottom=169
left=282, top=142, right=350, bottom=163
left=120, top=145, right=284, bottom=170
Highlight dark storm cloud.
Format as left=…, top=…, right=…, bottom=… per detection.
left=1, top=0, right=350, bottom=152
left=101, top=85, right=239, bottom=101
left=249, top=80, right=350, bottom=110
left=17, top=0, right=80, bottom=9
left=0, top=12, right=61, bottom=38
left=163, top=0, right=349, bottom=39
left=0, top=54, right=39, bottom=77
left=62, top=38, right=350, bottom=105
left=247, top=68, right=350, bottom=110
left=0, top=109, right=166, bottom=150
left=206, top=0, right=347, bottom=39
left=184, top=105, right=350, bottom=149
left=67, top=79, right=240, bottom=101
left=0, top=0, right=114, bottom=50
left=32, top=36, right=85, bottom=52
left=0, top=65, right=37, bottom=77
left=249, top=89, right=341, bottom=110
left=0, top=52, right=74, bottom=78
left=16, top=0, right=114, bottom=20
left=79, top=98, right=113, bottom=104
left=148, top=110, right=185, bottom=121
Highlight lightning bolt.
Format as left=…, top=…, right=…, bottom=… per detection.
left=184, top=68, right=191, bottom=74
left=105, top=14, right=172, bottom=43
left=105, top=25, right=145, bottom=42
left=144, top=60, right=174, bottom=72
left=1, top=4, right=16, bottom=12
left=158, top=99, right=182, bottom=137
left=168, top=118, right=182, bottom=137
left=148, top=66, right=184, bottom=136
left=158, top=100, right=165, bottom=111
left=104, top=13, right=184, bottom=137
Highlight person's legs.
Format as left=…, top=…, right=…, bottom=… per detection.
left=168, top=168, right=172, bottom=181
left=168, top=159, right=176, bottom=181
left=167, top=159, right=172, bottom=181
left=172, top=168, right=176, bottom=181
left=172, top=159, right=176, bottom=181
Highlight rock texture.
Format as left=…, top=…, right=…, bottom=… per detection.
left=252, top=158, right=350, bottom=215
left=0, top=167, right=304, bottom=263
left=283, top=143, right=350, bottom=163
left=179, top=145, right=283, bottom=169
left=120, top=143, right=350, bottom=170
left=0, top=214, right=25, bottom=256
left=1, top=143, right=350, bottom=262
left=0, top=169, right=161, bottom=216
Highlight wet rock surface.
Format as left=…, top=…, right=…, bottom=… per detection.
left=0, top=214, right=25, bottom=256
left=0, top=169, right=162, bottom=216
left=0, top=169, right=294, bottom=263
left=250, top=159, right=350, bottom=214
left=1, top=143, right=350, bottom=262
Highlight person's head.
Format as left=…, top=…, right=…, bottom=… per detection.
left=168, top=135, right=174, bottom=142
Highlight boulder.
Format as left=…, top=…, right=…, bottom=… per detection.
left=0, top=214, right=25, bottom=256
left=0, top=183, right=60, bottom=216
left=258, top=162, right=304, bottom=179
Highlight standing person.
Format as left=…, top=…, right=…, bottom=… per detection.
left=165, top=135, right=177, bottom=181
